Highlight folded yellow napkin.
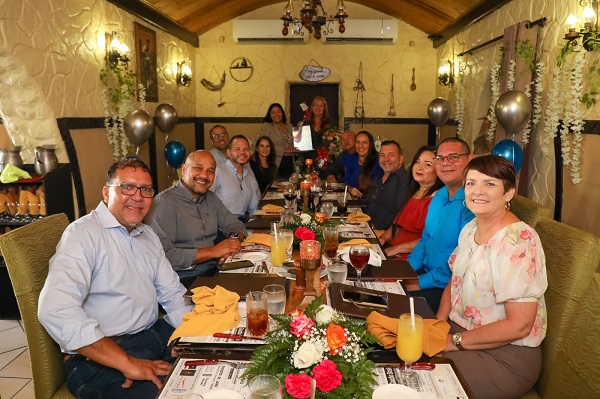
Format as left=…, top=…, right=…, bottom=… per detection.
left=338, top=238, right=372, bottom=249
left=374, top=229, right=385, bottom=238
left=366, top=311, right=451, bottom=357
left=347, top=211, right=371, bottom=222
left=0, top=164, right=31, bottom=184
left=169, top=285, right=241, bottom=344
left=262, top=204, right=285, bottom=213
left=241, top=233, right=273, bottom=247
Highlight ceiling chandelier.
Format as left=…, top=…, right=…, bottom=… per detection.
left=281, top=0, right=349, bottom=40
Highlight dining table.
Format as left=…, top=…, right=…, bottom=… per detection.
left=161, top=180, right=474, bottom=398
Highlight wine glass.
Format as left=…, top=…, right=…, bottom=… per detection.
left=283, top=186, right=297, bottom=210
left=349, top=244, right=369, bottom=285
left=320, top=202, right=334, bottom=219
left=396, top=313, right=423, bottom=388
left=337, top=201, right=348, bottom=224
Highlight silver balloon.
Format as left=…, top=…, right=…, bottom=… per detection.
left=124, top=109, right=154, bottom=147
left=154, top=103, right=178, bottom=134
left=494, top=90, right=532, bottom=135
left=428, top=98, right=451, bottom=127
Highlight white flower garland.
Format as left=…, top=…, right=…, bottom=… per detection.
left=487, top=63, right=502, bottom=142
left=506, top=59, right=517, bottom=91
left=521, top=61, right=546, bottom=148
left=455, top=72, right=466, bottom=137
left=542, top=67, right=566, bottom=155
left=568, top=51, right=585, bottom=184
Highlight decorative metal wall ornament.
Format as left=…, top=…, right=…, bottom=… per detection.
left=388, top=74, right=396, bottom=116
left=299, top=59, right=331, bottom=82
left=229, top=57, right=254, bottom=82
left=410, top=68, right=417, bottom=91
left=200, top=70, right=226, bottom=91
left=353, top=62, right=366, bottom=124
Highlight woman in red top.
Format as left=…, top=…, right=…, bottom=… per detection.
left=379, top=146, right=443, bottom=259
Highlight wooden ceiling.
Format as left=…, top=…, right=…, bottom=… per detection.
left=110, top=0, right=512, bottom=47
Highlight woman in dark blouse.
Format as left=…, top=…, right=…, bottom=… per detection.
left=249, top=135, right=277, bottom=194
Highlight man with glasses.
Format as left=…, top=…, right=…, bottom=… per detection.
left=39, top=158, right=192, bottom=399
left=211, top=135, right=261, bottom=222
left=406, top=137, right=475, bottom=313
left=209, top=125, right=230, bottom=165
left=147, top=150, right=246, bottom=287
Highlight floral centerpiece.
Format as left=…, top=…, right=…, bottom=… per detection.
left=323, top=130, right=342, bottom=155
left=243, top=298, right=378, bottom=398
left=281, top=209, right=339, bottom=251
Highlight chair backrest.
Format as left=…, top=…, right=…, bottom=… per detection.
left=0, top=214, right=70, bottom=399
left=511, top=195, right=549, bottom=228
left=534, top=217, right=600, bottom=396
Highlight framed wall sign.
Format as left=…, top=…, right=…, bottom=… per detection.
left=134, top=22, right=158, bottom=102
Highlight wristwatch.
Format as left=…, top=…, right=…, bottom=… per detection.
left=452, top=332, right=465, bottom=350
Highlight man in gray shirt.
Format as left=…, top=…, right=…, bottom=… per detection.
left=146, top=150, right=246, bottom=287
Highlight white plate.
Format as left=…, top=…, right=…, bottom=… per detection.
left=242, top=252, right=268, bottom=262
left=274, top=266, right=327, bottom=280
left=202, top=389, right=244, bottom=399
left=372, top=384, right=421, bottom=399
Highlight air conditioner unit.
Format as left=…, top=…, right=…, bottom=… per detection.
left=233, top=20, right=308, bottom=44
left=321, top=19, right=398, bottom=43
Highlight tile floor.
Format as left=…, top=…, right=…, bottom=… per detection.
left=0, top=318, right=34, bottom=399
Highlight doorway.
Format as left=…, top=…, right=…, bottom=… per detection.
left=289, top=83, right=339, bottom=128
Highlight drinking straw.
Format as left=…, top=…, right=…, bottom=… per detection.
left=343, top=185, right=348, bottom=203
left=310, top=378, right=316, bottom=399
left=409, top=297, right=415, bottom=326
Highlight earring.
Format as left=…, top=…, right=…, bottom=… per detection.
left=505, top=201, right=511, bottom=210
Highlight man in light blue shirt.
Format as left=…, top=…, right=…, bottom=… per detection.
left=38, top=158, right=192, bottom=399
left=209, top=124, right=230, bottom=165
left=407, top=138, right=475, bottom=313
left=211, top=134, right=261, bottom=221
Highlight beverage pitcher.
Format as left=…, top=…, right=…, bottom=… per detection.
left=35, top=145, right=59, bottom=175
left=0, top=146, right=24, bottom=172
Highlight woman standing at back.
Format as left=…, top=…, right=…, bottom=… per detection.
left=261, top=103, right=297, bottom=177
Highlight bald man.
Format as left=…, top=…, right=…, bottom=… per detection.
left=326, top=131, right=356, bottom=182
left=146, top=150, right=246, bottom=287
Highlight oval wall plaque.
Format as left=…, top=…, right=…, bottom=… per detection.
left=299, top=65, right=331, bottom=82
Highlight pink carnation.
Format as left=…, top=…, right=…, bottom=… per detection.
left=296, top=226, right=316, bottom=241
left=285, top=373, right=312, bottom=399
left=313, top=360, right=343, bottom=392
left=290, top=315, right=315, bottom=338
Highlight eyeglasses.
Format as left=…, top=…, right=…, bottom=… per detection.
left=211, top=132, right=228, bottom=140
left=107, top=184, right=155, bottom=198
left=433, top=153, right=470, bottom=164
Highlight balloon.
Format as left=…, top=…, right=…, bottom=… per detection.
left=165, top=140, right=186, bottom=168
left=492, top=140, right=524, bottom=172
left=124, top=109, right=154, bottom=146
left=428, top=98, right=451, bottom=127
left=154, top=103, right=178, bottom=133
left=494, top=90, right=532, bottom=135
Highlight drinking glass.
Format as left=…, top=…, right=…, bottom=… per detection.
left=321, top=202, right=334, bottom=219
left=337, top=201, right=348, bottom=224
left=349, top=244, right=370, bottom=284
left=248, top=375, right=282, bottom=399
left=396, top=313, right=423, bottom=387
left=323, top=179, right=332, bottom=192
left=245, top=291, right=269, bottom=338
left=323, top=225, right=338, bottom=261
left=271, top=234, right=287, bottom=267
left=277, top=229, right=294, bottom=262
left=279, top=209, right=295, bottom=227
left=283, top=186, right=297, bottom=210
left=263, top=284, right=286, bottom=315
left=327, top=259, right=348, bottom=284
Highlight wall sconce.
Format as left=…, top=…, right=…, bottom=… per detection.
left=176, top=61, right=192, bottom=86
left=438, top=60, right=454, bottom=86
left=105, top=31, right=130, bottom=67
left=564, top=0, right=598, bottom=50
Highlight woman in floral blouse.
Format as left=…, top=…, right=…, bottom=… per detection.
left=437, top=155, right=547, bottom=399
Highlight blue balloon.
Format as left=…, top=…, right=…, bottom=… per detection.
left=492, top=140, right=523, bottom=172
left=164, top=140, right=186, bottom=168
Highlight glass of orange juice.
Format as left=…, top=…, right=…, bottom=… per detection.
left=271, top=233, right=287, bottom=267
left=396, top=313, right=423, bottom=387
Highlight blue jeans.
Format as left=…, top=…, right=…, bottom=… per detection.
left=64, top=319, right=175, bottom=399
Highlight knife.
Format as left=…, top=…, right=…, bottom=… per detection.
left=212, top=332, right=245, bottom=340
left=184, top=359, right=219, bottom=367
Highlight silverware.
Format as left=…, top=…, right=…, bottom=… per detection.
left=261, top=260, right=269, bottom=273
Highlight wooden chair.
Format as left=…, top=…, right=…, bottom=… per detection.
left=0, top=214, right=74, bottom=399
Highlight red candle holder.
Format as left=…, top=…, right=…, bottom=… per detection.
left=300, top=240, right=322, bottom=297
left=305, top=158, right=313, bottom=167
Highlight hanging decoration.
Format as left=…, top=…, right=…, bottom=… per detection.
left=410, top=67, right=417, bottom=91
left=230, top=57, right=254, bottom=82
left=200, top=71, right=226, bottom=91
left=299, top=59, right=331, bottom=82
left=388, top=74, right=396, bottom=116
left=486, top=63, right=502, bottom=143
left=353, top=62, right=366, bottom=124
left=454, top=63, right=466, bottom=137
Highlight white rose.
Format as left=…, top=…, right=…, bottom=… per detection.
left=315, top=305, right=336, bottom=324
left=300, top=213, right=312, bottom=224
left=292, top=341, right=323, bottom=369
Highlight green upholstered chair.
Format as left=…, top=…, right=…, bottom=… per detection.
left=0, top=214, right=74, bottom=399
left=511, top=195, right=549, bottom=228
left=520, top=218, right=600, bottom=399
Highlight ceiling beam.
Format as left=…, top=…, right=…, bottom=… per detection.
left=107, top=0, right=199, bottom=47
left=431, top=0, right=513, bottom=48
